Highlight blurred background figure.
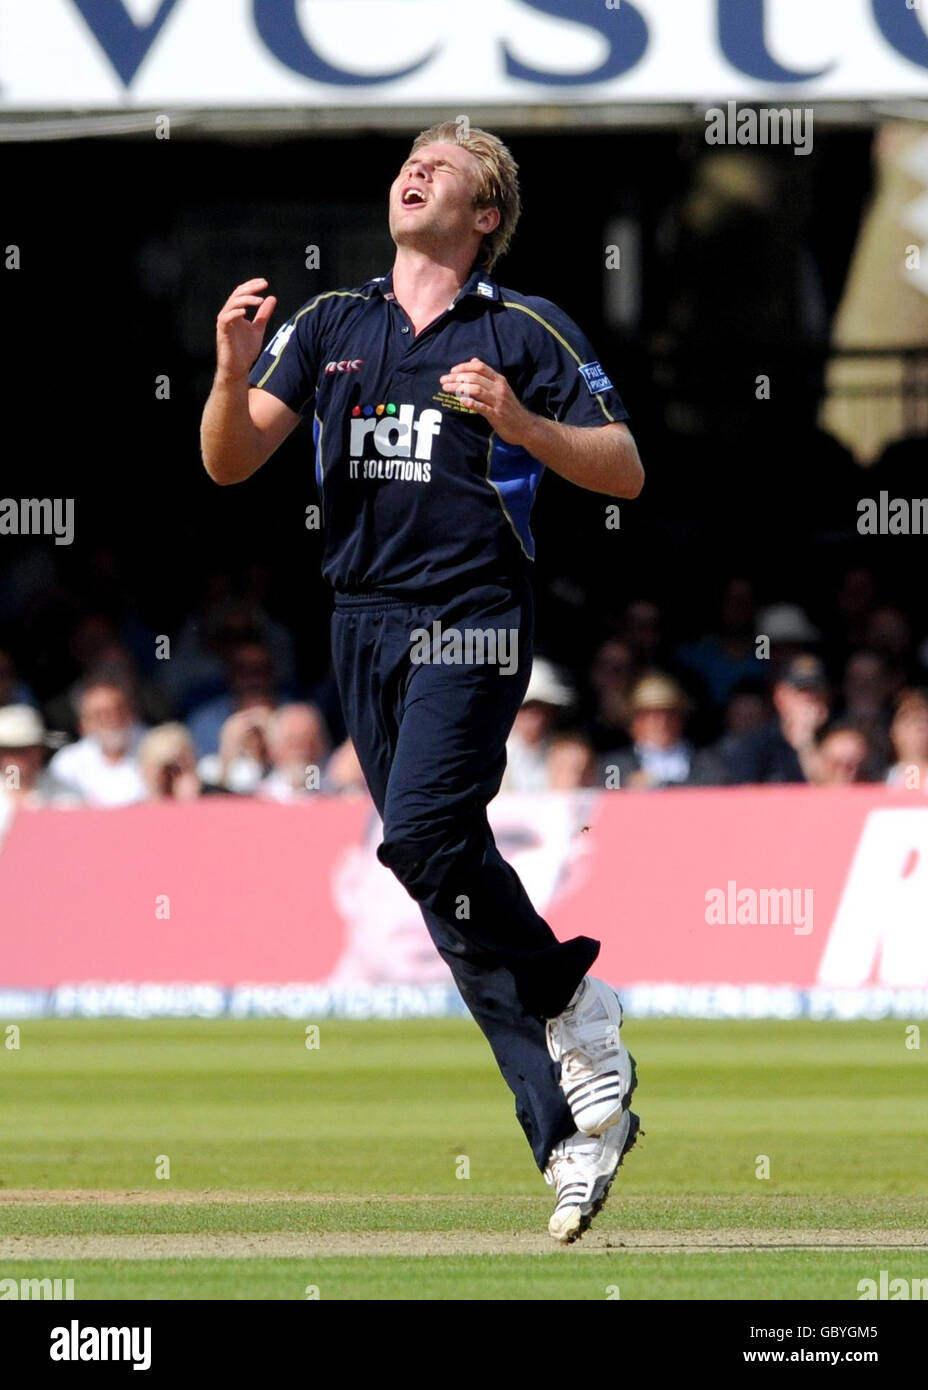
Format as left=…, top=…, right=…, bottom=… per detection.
left=620, top=600, right=667, bottom=672
left=585, top=638, right=638, bottom=753
left=886, top=689, right=928, bottom=791
left=159, top=586, right=297, bottom=718
left=810, top=722, right=873, bottom=786
left=753, top=604, right=821, bottom=680
left=187, top=639, right=280, bottom=757
left=198, top=705, right=273, bottom=795
left=503, top=658, right=574, bottom=792
left=259, top=703, right=331, bottom=802
left=0, top=647, right=38, bottom=709
left=545, top=730, right=597, bottom=790
left=47, top=680, right=146, bottom=806
left=837, top=649, right=896, bottom=773
left=607, top=671, right=725, bottom=789
left=864, top=605, right=913, bottom=672
left=44, top=613, right=172, bottom=738
left=138, top=723, right=202, bottom=800
left=324, top=738, right=368, bottom=798
left=724, top=655, right=830, bottom=785
left=675, top=577, right=765, bottom=709
left=711, top=679, right=773, bottom=765
left=831, top=567, right=878, bottom=658
left=0, top=705, right=73, bottom=809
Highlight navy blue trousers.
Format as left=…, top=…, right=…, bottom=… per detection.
left=331, top=581, right=600, bottom=1170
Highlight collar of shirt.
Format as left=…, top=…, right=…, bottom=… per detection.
left=373, top=266, right=500, bottom=308
left=635, top=741, right=692, bottom=784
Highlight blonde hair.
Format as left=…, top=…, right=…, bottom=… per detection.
left=138, top=722, right=195, bottom=775
left=409, top=121, right=521, bottom=273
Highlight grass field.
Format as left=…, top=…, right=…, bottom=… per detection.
left=0, top=1018, right=925, bottom=1300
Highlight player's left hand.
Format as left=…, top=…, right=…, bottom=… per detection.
left=440, top=359, right=534, bottom=445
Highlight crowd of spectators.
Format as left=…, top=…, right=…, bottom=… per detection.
left=2, top=562, right=927, bottom=811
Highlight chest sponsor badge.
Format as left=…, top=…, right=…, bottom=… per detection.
left=579, top=360, right=613, bottom=394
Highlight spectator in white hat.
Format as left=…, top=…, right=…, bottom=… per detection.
left=502, top=658, right=575, bottom=792
left=754, top=603, right=821, bottom=678
left=0, top=705, right=75, bottom=809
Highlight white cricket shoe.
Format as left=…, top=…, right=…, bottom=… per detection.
left=544, top=1111, right=640, bottom=1244
left=546, top=976, right=636, bottom=1136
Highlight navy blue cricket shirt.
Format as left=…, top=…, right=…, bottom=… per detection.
left=248, top=264, right=629, bottom=597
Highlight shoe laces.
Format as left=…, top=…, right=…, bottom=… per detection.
left=545, top=1134, right=600, bottom=1188
left=555, top=1023, right=621, bottom=1081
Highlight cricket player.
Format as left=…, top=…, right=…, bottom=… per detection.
left=201, top=122, right=644, bottom=1243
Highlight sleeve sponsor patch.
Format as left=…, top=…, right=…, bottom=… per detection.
left=578, top=360, right=613, bottom=394
left=266, top=321, right=296, bottom=358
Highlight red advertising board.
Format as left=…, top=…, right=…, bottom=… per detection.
left=2, top=787, right=926, bottom=1017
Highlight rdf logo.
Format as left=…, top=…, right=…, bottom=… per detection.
left=348, top=403, right=442, bottom=461
left=858, top=1271, right=928, bottom=1299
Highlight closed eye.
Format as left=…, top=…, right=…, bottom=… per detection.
left=401, top=158, right=457, bottom=176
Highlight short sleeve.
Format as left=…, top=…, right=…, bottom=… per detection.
left=247, top=300, right=322, bottom=415
left=515, top=298, right=629, bottom=429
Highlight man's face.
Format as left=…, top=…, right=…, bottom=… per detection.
left=79, top=685, right=133, bottom=753
left=844, top=653, right=888, bottom=715
left=774, top=682, right=829, bottom=727
left=513, top=702, right=554, bottom=747
left=632, top=707, right=683, bottom=750
left=891, top=703, right=928, bottom=763
left=271, top=708, right=328, bottom=771
left=388, top=142, right=497, bottom=258
left=590, top=641, right=635, bottom=695
left=818, top=731, right=868, bottom=785
left=229, top=644, right=274, bottom=702
left=624, top=602, right=661, bottom=656
left=546, top=738, right=595, bottom=790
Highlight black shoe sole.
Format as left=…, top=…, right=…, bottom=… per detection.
left=624, top=1051, right=638, bottom=1112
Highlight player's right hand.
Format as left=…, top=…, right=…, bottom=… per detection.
left=216, top=277, right=278, bottom=379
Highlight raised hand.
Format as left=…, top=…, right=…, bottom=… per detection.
left=216, top=277, right=278, bottom=380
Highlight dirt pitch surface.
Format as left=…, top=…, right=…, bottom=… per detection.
left=1, top=1192, right=926, bottom=1259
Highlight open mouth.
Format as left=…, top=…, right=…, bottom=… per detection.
left=401, top=187, right=428, bottom=207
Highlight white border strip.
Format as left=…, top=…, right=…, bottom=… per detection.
left=2, top=982, right=926, bottom=1020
